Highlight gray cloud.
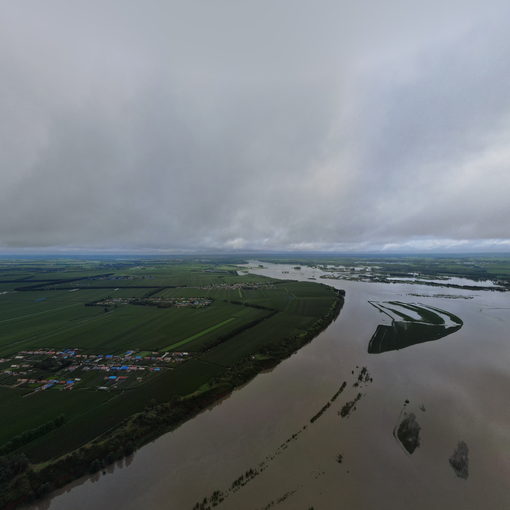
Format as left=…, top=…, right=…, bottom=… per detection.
left=0, top=0, right=509, bottom=252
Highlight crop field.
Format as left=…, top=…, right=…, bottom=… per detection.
left=0, top=257, right=342, bottom=465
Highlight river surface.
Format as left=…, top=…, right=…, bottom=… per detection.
left=31, top=263, right=510, bottom=510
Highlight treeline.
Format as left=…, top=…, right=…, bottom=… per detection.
left=190, top=299, right=279, bottom=352
left=339, top=392, right=362, bottom=418
left=0, top=455, right=28, bottom=486
left=257, top=289, right=344, bottom=364
left=310, top=380, right=347, bottom=423
left=0, top=416, right=65, bottom=456
left=14, top=274, right=113, bottom=291
left=34, top=357, right=72, bottom=372
left=310, top=402, right=331, bottom=423
left=224, top=300, right=276, bottom=311
left=330, top=381, right=347, bottom=402
left=200, top=310, right=278, bottom=353
left=143, top=287, right=172, bottom=298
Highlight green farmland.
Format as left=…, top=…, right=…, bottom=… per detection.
left=0, top=257, right=343, bottom=507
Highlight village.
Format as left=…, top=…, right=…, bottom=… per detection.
left=0, top=348, right=191, bottom=394
left=89, top=296, right=213, bottom=308
left=196, top=282, right=274, bottom=290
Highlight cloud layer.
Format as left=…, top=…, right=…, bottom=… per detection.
left=1, top=1, right=509, bottom=252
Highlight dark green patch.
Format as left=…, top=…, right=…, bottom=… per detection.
left=368, top=302, right=462, bottom=354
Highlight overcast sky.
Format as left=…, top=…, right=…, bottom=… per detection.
left=1, top=1, right=509, bottom=253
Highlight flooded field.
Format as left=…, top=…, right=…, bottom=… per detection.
left=32, top=263, right=510, bottom=510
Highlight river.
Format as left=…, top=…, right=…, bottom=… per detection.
left=31, top=263, right=510, bottom=510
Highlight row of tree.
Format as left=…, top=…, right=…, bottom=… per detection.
left=0, top=416, right=65, bottom=456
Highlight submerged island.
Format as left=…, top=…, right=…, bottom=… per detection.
left=0, top=257, right=344, bottom=508
left=368, top=301, right=463, bottom=353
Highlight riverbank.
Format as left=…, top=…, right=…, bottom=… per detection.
left=1, top=289, right=344, bottom=510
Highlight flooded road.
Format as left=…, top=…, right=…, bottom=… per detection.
left=32, top=263, right=510, bottom=510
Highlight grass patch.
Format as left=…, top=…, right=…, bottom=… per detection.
left=163, top=318, right=237, bottom=351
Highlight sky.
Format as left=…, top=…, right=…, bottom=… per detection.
left=1, top=0, right=509, bottom=253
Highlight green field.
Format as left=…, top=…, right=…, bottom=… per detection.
left=0, top=256, right=342, bottom=486
left=162, top=318, right=237, bottom=351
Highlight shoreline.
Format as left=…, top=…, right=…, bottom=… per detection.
left=4, top=290, right=345, bottom=510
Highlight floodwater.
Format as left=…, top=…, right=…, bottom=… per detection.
left=31, top=263, right=510, bottom=510
left=386, top=276, right=502, bottom=288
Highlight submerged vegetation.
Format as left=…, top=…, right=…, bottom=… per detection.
left=449, top=441, right=469, bottom=479
left=194, top=366, right=372, bottom=509
left=368, top=301, right=463, bottom=354
left=395, top=413, right=421, bottom=454
left=256, top=254, right=510, bottom=288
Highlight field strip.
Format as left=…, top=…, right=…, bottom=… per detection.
left=25, top=308, right=118, bottom=344
left=0, top=311, right=118, bottom=355
left=163, top=318, right=236, bottom=351
left=0, top=303, right=82, bottom=324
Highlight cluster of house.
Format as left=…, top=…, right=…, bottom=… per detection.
left=164, top=298, right=211, bottom=308
left=89, top=274, right=154, bottom=280
left=17, top=378, right=77, bottom=391
left=20, top=349, right=77, bottom=357
left=3, top=365, right=30, bottom=375
left=92, top=296, right=212, bottom=308
left=196, top=282, right=273, bottom=290
left=18, top=349, right=190, bottom=362
left=80, top=364, right=163, bottom=373
left=1, top=348, right=192, bottom=393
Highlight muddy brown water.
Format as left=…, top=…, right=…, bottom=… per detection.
left=30, top=263, right=510, bottom=510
